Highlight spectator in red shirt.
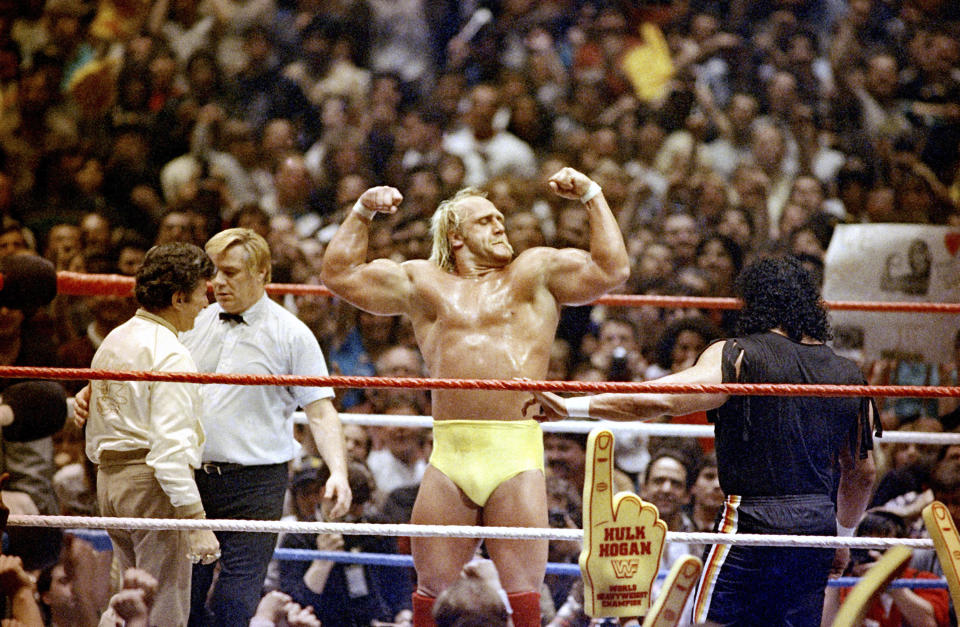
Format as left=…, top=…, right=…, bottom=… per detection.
left=823, top=509, right=950, bottom=627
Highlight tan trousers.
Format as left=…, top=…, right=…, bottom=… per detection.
left=97, top=455, right=192, bottom=627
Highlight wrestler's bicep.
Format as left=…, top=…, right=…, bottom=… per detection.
left=335, top=259, right=417, bottom=315
left=542, top=248, right=617, bottom=305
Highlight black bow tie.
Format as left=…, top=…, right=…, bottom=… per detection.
left=219, top=312, right=246, bottom=324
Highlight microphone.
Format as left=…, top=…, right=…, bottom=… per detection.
left=0, top=253, right=58, bottom=311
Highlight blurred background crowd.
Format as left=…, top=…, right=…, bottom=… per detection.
left=0, top=0, right=959, bottom=624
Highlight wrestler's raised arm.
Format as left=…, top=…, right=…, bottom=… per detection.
left=542, top=167, right=630, bottom=305
left=321, top=186, right=415, bottom=315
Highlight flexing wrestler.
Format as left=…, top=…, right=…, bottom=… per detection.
left=321, top=167, right=629, bottom=627
left=534, top=256, right=878, bottom=627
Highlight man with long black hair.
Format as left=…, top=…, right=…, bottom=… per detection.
left=534, top=255, right=878, bottom=627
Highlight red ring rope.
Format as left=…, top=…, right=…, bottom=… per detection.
left=4, top=366, right=957, bottom=398
left=55, top=272, right=960, bottom=313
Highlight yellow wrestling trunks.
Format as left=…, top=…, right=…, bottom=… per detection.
left=429, top=419, right=545, bottom=506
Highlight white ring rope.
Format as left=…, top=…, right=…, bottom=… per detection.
left=328, top=413, right=960, bottom=445
left=47, top=406, right=951, bottom=559
left=6, top=515, right=935, bottom=550
left=71, top=400, right=960, bottom=444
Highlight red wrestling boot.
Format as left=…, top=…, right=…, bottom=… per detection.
left=412, top=591, right=437, bottom=627
left=508, top=591, right=541, bottom=627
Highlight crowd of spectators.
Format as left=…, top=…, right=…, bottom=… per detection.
left=0, top=0, right=959, bottom=624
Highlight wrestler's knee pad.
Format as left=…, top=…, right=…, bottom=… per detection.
left=412, top=590, right=437, bottom=627
left=508, top=590, right=541, bottom=627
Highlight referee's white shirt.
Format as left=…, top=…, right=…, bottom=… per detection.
left=181, top=294, right=335, bottom=466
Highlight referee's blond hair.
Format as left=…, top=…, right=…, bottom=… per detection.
left=206, top=228, right=272, bottom=283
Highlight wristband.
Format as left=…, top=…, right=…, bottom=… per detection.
left=580, top=181, right=602, bottom=204
left=352, top=200, right=376, bottom=221
left=837, top=521, right=857, bottom=537
left=564, top=396, right=591, bottom=418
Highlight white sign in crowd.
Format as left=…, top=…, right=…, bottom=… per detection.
left=823, top=224, right=960, bottom=365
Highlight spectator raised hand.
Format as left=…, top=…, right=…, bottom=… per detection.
left=108, top=589, right=150, bottom=627
left=250, top=591, right=323, bottom=626
left=0, top=555, right=42, bottom=627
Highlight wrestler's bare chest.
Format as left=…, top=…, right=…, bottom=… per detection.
left=414, top=272, right=557, bottom=375
left=423, top=272, right=553, bottom=329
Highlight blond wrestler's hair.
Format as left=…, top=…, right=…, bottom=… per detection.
left=205, top=228, right=272, bottom=283
left=429, top=187, right=486, bottom=273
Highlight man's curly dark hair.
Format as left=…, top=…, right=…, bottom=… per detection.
left=735, top=255, right=831, bottom=342
left=135, top=243, right=214, bottom=312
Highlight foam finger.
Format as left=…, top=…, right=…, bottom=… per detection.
left=636, top=500, right=660, bottom=528
left=612, top=492, right=644, bottom=522
left=643, top=556, right=702, bottom=627
left=649, top=516, right=667, bottom=541
left=922, top=501, right=960, bottom=612
left=831, top=545, right=911, bottom=627
left=584, top=429, right=616, bottom=532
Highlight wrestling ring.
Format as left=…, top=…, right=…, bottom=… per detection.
left=9, top=271, right=960, bottom=598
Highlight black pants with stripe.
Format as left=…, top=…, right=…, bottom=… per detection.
left=694, top=494, right=836, bottom=627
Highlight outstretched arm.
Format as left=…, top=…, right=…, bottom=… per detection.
left=543, top=168, right=630, bottom=305
left=534, top=341, right=728, bottom=421
left=321, top=186, right=413, bottom=315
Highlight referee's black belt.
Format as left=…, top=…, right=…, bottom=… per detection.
left=200, top=461, right=246, bottom=475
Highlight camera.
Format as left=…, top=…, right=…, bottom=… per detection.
left=608, top=346, right=629, bottom=381
left=848, top=548, right=872, bottom=570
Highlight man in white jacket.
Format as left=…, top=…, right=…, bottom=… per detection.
left=85, top=242, right=220, bottom=627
